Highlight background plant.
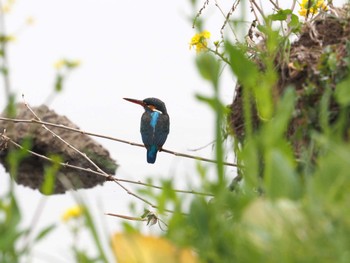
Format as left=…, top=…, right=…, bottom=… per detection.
left=1, top=0, right=350, bottom=262
left=161, top=1, right=350, bottom=262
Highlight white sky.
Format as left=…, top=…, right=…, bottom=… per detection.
left=1, top=1, right=236, bottom=262
left=0, top=0, right=347, bottom=262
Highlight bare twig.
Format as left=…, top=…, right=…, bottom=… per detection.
left=0, top=116, right=239, bottom=167
left=188, top=140, right=215, bottom=151
left=248, top=1, right=261, bottom=26
left=105, top=213, right=147, bottom=221
left=192, top=0, right=210, bottom=29
left=106, top=212, right=169, bottom=228
left=161, top=147, right=236, bottom=168
left=250, top=0, right=266, bottom=19
left=268, top=0, right=280, bottom=11
left=207, top=48, right=232, bottom=66
left=290, top=0, right=297, bottom=12
left=1, top=133, right=214, bottom=197
left=21, top=98, right=176, bottom=214
left=214, top=0, right=240, bottom=42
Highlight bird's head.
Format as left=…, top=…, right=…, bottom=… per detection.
left=123, top=97, right=168, bottom=114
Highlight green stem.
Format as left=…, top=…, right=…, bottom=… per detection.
left=0, top=3, right=11, bottom=103
left=208, top=48, right=231, bottom=66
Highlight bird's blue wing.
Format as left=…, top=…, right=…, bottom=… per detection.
left=140, top=112, right=153, bottom=148
left=154, top=114, right=170, bottom=147
left=140, top=111, right=170, bottom=149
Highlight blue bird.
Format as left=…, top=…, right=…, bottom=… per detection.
left=123, top=97, right=170, bottom=164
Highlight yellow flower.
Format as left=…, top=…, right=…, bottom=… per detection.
left=189, top=30, right=211, bottom=53
left=26, top=16, right=35, bottom=25
left=54, top=59, right=81, bottom=70
left=299, top=0, right=328, bottom=17
left=54, top=59, right=65, bottom=70
left=61, top=205, right=84, bottom=222
left=0, top=35, right=16, bottom=43
left=2, top=0, right=16, bottom=13
left=66, top=59, right=81, bottom=68
left=112, top=233, right=199, bottom=263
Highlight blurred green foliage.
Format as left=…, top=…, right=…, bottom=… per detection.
left=160, top=1, right=350, bottom=263
left=2, top=1, right=350, bottom=262
left=1, top=139, right=56, bottom=262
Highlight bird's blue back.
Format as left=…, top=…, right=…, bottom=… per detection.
left=140, top=109, right=169, bottom=163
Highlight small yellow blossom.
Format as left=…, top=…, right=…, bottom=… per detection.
left=189, top=30, right=211, bottom=53
left=299, top=0, right=328, bottom=17
left=26, top=16, right=35, bottom=25
left=2, top=0, right=16, bottom=13
left=61, top=205, right=84, bottom=222
left=54, top=60, right=65, bottom=70
left=66, top=59, right=81, bottom=68
left=2, top=4, right=11, bottom=13
left=0, top=34, right=16, bottom=43
left=54, top=59, right=81, bottom=70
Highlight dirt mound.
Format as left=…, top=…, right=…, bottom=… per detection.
left=0, top=103, right=117, bottom=194
left=229, top=6, right=350, bottom=156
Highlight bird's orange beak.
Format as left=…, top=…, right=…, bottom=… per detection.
left=123, top=98, right=146, bottom=107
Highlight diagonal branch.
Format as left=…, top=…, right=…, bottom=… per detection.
left=0, top=116, right=239, bottom=167
left=20, top=100, right=177, bottom=214
left=1, top=133, right=214, bottom=197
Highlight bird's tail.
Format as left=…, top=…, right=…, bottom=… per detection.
left=147, top=145, right=158, bottom=164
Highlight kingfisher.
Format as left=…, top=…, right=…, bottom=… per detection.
left=123, top=97, right=170, bottom=164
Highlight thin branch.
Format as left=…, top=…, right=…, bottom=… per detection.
left=0, top=116, right=239, bottom=167
left=214, top=0, right=240, bottom=42
left=207, top=48, right=232, bottom=67
left=105, top=213, right=147, bottom=221
left=192, top=0, right=210, bottom=29
left=290, top=0, right=297, bottom=12
left=188, top=139, right=215, bottom=151
left=268, top=0, right=280, bottom=11
left=161, top=147, right=236, bottom=168
left=284, top=0, right=299, bottom=37
left=250, top=0, right=266, bottom=19
left=248, top=1, right=261, bottom=26
left=106, top=212, right=169, bottom=228
left=23, top=98, right=108, bottom=178
left=21, top=99, right=176, bottom=214
left=1, top=133, right=213, bottom=197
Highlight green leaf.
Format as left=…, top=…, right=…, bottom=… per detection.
left=327, top=52, right=338, bottom=71
left=289, top=14, right=300, bottom=32
left=264, top=147, right=299, bottom=200
left=195, top=94, right=216, bottom=109
left=225, top=42, right=259, bottom=88
left=5, top=94, right=17, bottom=117
left=335, top=76, right=350, bottom=106
left=268, top=9, right=292, bottom=21
left=41, top=155, right=62, bottom=195
left=253, top=69, right=276, bottom=120
left=0, top=193, right=23, bottom=257
left=312, top=135, right=350, bottom=203
left=55, top=74, right=63, bottom=92
left=195, top=53, right=220, bottom=87
left=41, top=171, right=56, bottom=195
left=261, top=88, right=296, bottom=145
left=6, top=138, right=32, bottom=178
left=241, top=139, right=260, bottom=191
left=0, top=66, right=8, bottom=76
left=34, top=224, right=56, bottom=243
left=196, top=94, right=228, bottom=115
